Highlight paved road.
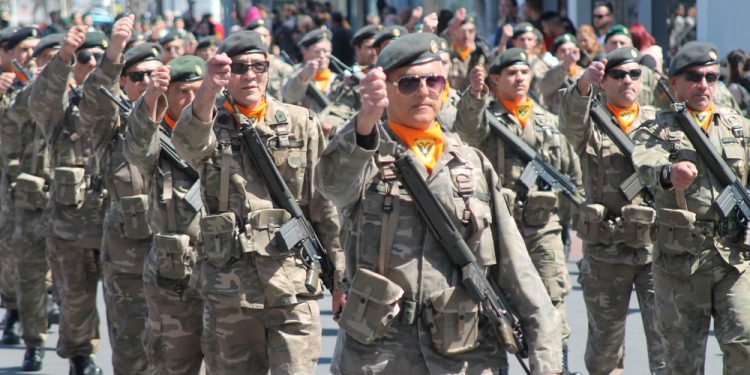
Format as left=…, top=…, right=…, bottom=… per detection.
left=0, top=239, right=724, bottom=374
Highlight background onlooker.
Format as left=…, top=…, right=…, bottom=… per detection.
left=630, top=22, right=663, bottom=73
left=576, top=24, right=602, bottom=64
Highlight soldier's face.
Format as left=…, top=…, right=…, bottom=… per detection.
left=13, top=38, right=39, bottom=66
left=605, top=35, right=632, bottom=53
left=163, top=40, right=184, bottom=63
left=456, top=23, right=476, bottom=47
left=121, top=60, right=163, bottom=101
left=354, top=38, right=377, bottom=66
left=491, top=64, right=530, bottom=101
left=227, top=52, right=269, bottom=107
left=197, top=46, right=217, bottom=62
left=512, top=32, right=536, bottom=53
left=166, top=80, right=202, bottom=119
left=602, top=62, right=641, bottom=107
left=555, top=42, right=580, bottom=65
left=303, top=40, right=331, bottom=71
left=73, top=47, right=102, bottom=86
left=385, top=60, right=444, bottom=130
left=440, top=52, right=451, bottom=77
left=671, top=65, right=719, bottom=112
left=35, top=47, right=59, bottom=70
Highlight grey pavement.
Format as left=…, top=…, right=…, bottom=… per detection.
left=0, top=240, right=725, bottom=374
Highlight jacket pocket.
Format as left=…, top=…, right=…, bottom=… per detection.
left=424, top=286, right=480, bottom=355
left=338, top=268, right=404, bottom=345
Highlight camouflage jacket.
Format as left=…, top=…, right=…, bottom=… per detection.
left=437, top=87, right=461, bottom=132
left=559, top=85, right=656, bottom=265
left=315, top=120, right=562, bottom=373
left=529, top=55, right=550, bottom=105
left=267, top=55, right=294, bottom=102
left=448, top=47, right=490, bottom=92
left=455, top=92, right=583, bottom=236
left=632, top=105, right=750, bottom=274
left=28, top=55, right=105, bottom=248
left=281, top=66, right=354, bottom=132
left=171, top=95, right=343, bottom=308
left=539, top=64, right=583, bottom=115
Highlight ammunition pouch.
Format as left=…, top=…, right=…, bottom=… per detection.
left=53, top=167, right=86, bottom=206
left=154, top=233, right=194, bottom=280
left=576, top=203, right=613, bottom=245
left=200, top=212, right=241, bottom=268
left=14, top=173, right=48, bottom=210
left=521, top=191, right=558, bottom=227
left=611, top=205, right=656, bottom=248
left=424, top=287, right=480, bottom=355
left=119, top=194, right=152, bottom=240
left=338, top=268, right=404, bottom=345
left=656, top=208, right=706, bottom=256
left=244, top=208, right=293, bottom=257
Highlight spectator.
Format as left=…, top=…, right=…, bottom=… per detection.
left=592, top=1, right=615, bottom=45
left=576, top=23, right=603, bottom=63
left=726, top=49, right=750, bottom=114
left=330, top=11, right=354, bottom=66
left=493, top=0, right=520, bottom=46
left=630, top=22, right=663, bottom=73
left=366, top=13, right=380, bottom=25
left=522, top=0, right=544, bottom=32
left=669, top=3, right=688, bottom=55
left=43, top=11, right=66, bottom=36
left=540, top=11, right=566, bottom=50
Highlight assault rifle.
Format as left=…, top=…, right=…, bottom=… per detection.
left=12, top=59, right=33, bottom=83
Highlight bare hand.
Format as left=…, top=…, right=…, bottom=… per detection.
left=105, top=15, right=134, bottom=62
left=0, top=72, right=14, bottom=94
left=422, top=12, right=438, bottom=34
left=670, top=161, right=698, bottom=190
left=500, top=24, right=513, bottom=43
left=577, top=59, right=606, bottom=96
left=332, top=289, right=347, bottom=322
left=410, top=6, right=423, bottom=22
left=560, top=48, right=581, bottom=70
left=144, top=65, right=170, bottom=111
left=357, top=67, right=388, bottom=135
left=60, top=26, right=88, bottom=63
left=300, top=59, right=320, bottom=82
left=202, top=53, right=231, bottom=95
left=469, top=65, right=486, bottom=98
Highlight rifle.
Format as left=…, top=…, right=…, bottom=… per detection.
left=657, top=79, right=750, bottom=245
left=12, top=59, right=33, bottom=83
left=382, top=140, right=531, bottom=374
left=227, top=96, right=336, bottom=293
left=306, top=82, right=332, bottom=110
left=328, top=54, right=365, bottom=84
left=588, top=95, right=654, bottom=203
left=99, top=85, right=203, bottom=212
left=486, top=110, right=583, bottom=206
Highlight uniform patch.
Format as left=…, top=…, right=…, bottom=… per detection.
left=275, top=110, right=287, bottom=123
left=414, top=138, right=435, bottom=159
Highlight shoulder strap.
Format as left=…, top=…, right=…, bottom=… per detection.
left=375, top=152, right=400, bottom=275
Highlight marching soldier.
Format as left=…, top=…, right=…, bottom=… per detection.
left=444, top=14, right=491, bottom=92
left=372, top=25, right=408, bottom=53
left=351, top=25, right=380, bottom=71
left=632, top=41, right=750, bottom=374
left=171, top=30, right=344, bottom=374
left=509, top=22, right=549, bottom=105
left=559, top=47, right=666, bottom=374
left=540, top=33, right=583, bottom=115
left=159, top=32, right=185, bottom=63
left=316, top=32, right=563, bottom=374
left=195, top=35, right=218, bottom=62
left=245, top=19, right=293, bottom=102
left=602, top=24, right=659, bottom=107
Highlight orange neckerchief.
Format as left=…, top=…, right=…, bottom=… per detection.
left=454, top=43, right=473, bottom=62
left=500, top=97, right=534, bottom=128
left=223, top=98, right=268, bottom=125
left=388, top=120, right=444, bottom=173
left=607, top=102, right=639, bottom=133
left=688, top=104, right=714, bottom=131
left=12, top=66, right=30, bottom=83
left=164, top=111, right=178, bottom=129
left=439, top=81, right=451, bottom=108
left=313, top=68, right=332, bottom=92
left=569, top=64, right=578, bottom=78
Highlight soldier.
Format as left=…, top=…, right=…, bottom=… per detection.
left=315, top=32, right=563, bottom=374
left=160, top=32, right=185, bottom=63
left=29, top=26, right=110, bottom=375
left=603, top=24, right=659, bottom=107
left=540, top=33, right=583, bottom=115
left=171, top=30, right=344, bottom=374
left=195, top=36, right=218, bottom=62
left=632, top=41, right=750, bottom=374
left=372, top=25, right=408, bottom=53
left=351, top=25, right=380, bottom=71
left=444, top=14, right=491, bottom=92
left=455, top=48, right=582, bottom=374
left=245, top=19, right=293, bottom=102
left=559, top=47, right=666, bottom=374
left=432, top=35, right=461, bottom=130
left=122, top=55, right=207, bottom=374
left=511, top=22, right=549, bottom=104
left=77, top=15, right=154, bottom=375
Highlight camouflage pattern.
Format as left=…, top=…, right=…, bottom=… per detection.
left=455, top=92, right=581, bottom=342
left=124, top=95, right=205, bottom=374
left=447, top=48, right=489, bottom=92
left=281, top=66, right=356, bottom=133
left=529, top=55, right=550, bottom=105
left=28, top=53, right=107, bottom=359
left=539, top=64, right=583, bottom=115
left=316, top=120, right=563, bottom=374
left=267, top=55, right=293, bottom=102
left=559, top=86, right=666, bottom=374
left=78, top=55, right=152, bottom=375
left=632, top=105, right=750, bottom=374
left=171, top=95, right=343, bottom=374
left=437, top=87, right=461, bottom=132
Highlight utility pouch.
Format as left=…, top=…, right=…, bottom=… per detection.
left=53, top=167, right=86, bottom=206
left=576, top=203, right=612, bottom=245
left=656, top=208, right=705, bottom=256
left=612, top=205, right=656, bottom=248
left=245, top=208, right=293, bottom=257
left=338, top=268, right=404, bottom=345
left=119, top=194, right=152, bottom=240
left=200, top=212, right=240, bottom=268
left=424, top=286, right=480, bottom=355
left=522, top=191, right=558, bottom=227
left=154, top=233, right=194, bottom=280
left=14, top=173, right=48, bottom=210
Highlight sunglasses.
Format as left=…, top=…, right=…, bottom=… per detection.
left=683, top=71, right=719, bottom=83
left=230, top=61, right=270, bottom=75
left=126, top=70, right=153, bottom=82
left=76, top=51, right=103, bottom=64
left=606, top=69, right=642, bottom=80
left=389, top=74, right=447, bottom=96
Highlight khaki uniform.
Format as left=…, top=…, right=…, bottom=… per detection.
left=455, top=93, right=582, bottom=344
left=281, top=66, right=356, bottom=133
left=30, top=54, right=106, bottom=359
left=123, top=96, right=206, bottom=375
left=447, top=48, right=489, bottom=92
left=78, top=56, right=152, bottom=375
left=632, top=105, right=750, bottom=374
left=559, top=86, right=666, bottom=374
left=267, top=55, right=294, bottom=102
left=316, top=120, right=563, bottom=374
left=437, top=87, right=461, bottom=132
left=529, top=55, right=550, bottom=105
left=539, top=64, right=583, bottom=115
left=171, top=96, right=343, bottom=374
left=0, top=87, right=17, bottom=311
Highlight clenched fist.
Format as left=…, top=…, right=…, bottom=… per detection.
left=60, top=26, right=88, bottom=64
left=577, top=59, right=607, bottom=96
left=105, top=14, right=135, bottom=62
left=356, top=67, right=388, bottom=135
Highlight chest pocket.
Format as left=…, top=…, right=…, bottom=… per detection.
left=266, top=121, right=307, bottom=199
left=723, top=139, right=747, bottom=182
left=537, top=123, right=563, bottom=168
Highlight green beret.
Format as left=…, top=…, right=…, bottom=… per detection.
left=604, top=24, right=632, bottom=43
left=168, top=55, right=206, bottom=83
left=182, top=31, right=196, bottom=42
left=298, top=27, right=331, bottom=49
left=159, top=31, right=182, bottom=46
left=4, top=27, right=38, bottom=51
left=245, top=18, right=271, bottom=32
left=79, top=31, right=108, bottom=51
left=32, top=33, right=63, bottom=57
left=669, top=41, right=719, bottom=77
left=373, top=25, right=408, bottom=49
left=217, top=30, right=267, bottom=57
left=351, top=25, right=381, bottom=47
left=489, top=48, right=530, bottom=74
left=0, top=26, right=17, bottom=46
left=604, top=47, right=640, bottom=72
left=435, top=36, right=450, bottom=54
left=459, top=15, right=476, bottom=25
left=552, top=33, right=577, bottom=54
left=512, top=22, right=536, bottom=39
left=376, top=32, right=441, bottom=73
left=125, top=33, right=146, bottom=49
left=196, top=35, right=219, bottom=50
left=123, top=43, right=163, bottom=72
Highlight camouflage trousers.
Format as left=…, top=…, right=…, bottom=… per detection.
left=0, top=204, right=16, bottom=309
left=12, top=208, right=49, bottom=348
left=578, top=254, right=666, bottom=375
left=654, top=249, right=750, bottom=374
left=46, top=237, right=101, bottom=358
left=203, top=295, right=320, bottom=374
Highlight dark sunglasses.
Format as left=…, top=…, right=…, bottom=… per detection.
left=607, top=69, right=642, bottom=80
left=230, top=61, right=270, bottom=75
left=76, top=51, right=103, bottom=64
left=126, top=70, right=153, bottom=82
left=683, top=71, right=719, bottom=83
left=389, top=74, right=447, bottom=96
